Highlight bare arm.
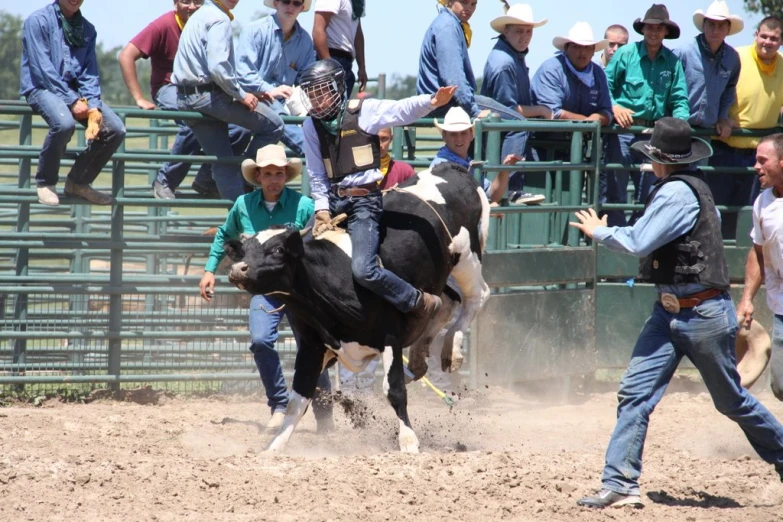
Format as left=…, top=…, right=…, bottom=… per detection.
left=737, top=245, right=765, bottom=328
left=118, top=43, right=156, bottom=110
left=354, top=20, right=366, bottom=92
left=312, top=12, right=332, bottom=60
left=488, top=154, right=523, bottom=203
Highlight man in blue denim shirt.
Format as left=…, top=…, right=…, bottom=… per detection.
left=172, top=0, right=284, bottom=202
left=237, top=0, right=315, bottom=158
left=571, top=117, right=783, bottom=509
left=21, top=0, right=126, bottom=207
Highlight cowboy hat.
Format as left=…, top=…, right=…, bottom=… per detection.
left=633, top=4, right=681, bottom=40
left=263, top=0, right=312, bottom=12
left=630, top=117, right=713, bottom=165
left=240, top=144, right=302, bottom=187
left=434, top=107, right=474, bottom=133
left=490, top=4, right=548, bottom=33
left=736, top=320, right=772, bottom=389
left=693, top=0, right=744, bottom=37
left=553, top=22, right=609, bottom=53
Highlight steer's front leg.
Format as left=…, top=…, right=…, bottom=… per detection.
left=382, top=341, right=419, bottom=453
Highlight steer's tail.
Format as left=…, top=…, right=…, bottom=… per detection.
left=477, top=187, right=491, bottom=254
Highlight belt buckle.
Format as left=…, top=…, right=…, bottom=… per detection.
left=660, top=293, right=680, bottom=313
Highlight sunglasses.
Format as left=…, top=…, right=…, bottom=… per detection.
left=278, top=0, right=305, bottom=6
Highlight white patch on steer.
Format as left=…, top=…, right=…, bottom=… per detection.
left=329, top=341, right=377, bottom=373
left=476, top=187, right=490, bottom=253
left=315, top=228, right=352, bottom=258
left=402, top=169, right=447, bottom=204
left=254, top=228, right=287, bottom=246
left=267, top=391, right=310, bottom=452
left=398, top=422, right=420, bottom=454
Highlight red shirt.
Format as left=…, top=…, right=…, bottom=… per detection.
left=379, top=159, right=415, bottom=190
left=129, top=11, right=181, bottom=98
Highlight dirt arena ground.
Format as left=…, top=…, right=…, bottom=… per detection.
left=0, top=378, right=782, bottom=522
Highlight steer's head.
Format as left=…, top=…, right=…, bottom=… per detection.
left=224, top=227, right=306, bottom=295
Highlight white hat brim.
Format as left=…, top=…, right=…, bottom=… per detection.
left=241, top=157, right=303, bottom=187
left=693, top=11, right=744, bottom=36
left=553, top=37, right=609, bottom=53
left=263, top=0, right=312, bottom=12
left=434, top=120, right=474, bottom=132
left=490, top=15, right=548, bottom=33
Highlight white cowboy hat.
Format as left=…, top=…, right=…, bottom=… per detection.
left=490, top=4, right=548, bottom=33
left=736, top=320, right=772, bottom=389
left=263, top=0, right=312, bottom=13
left=434, top=107, right=474, bottom=133
left=241, top=144, right=302, bottom=187
left=693, top=0, right=743, bottom=36
left=553, top=22, right=609, bottom=52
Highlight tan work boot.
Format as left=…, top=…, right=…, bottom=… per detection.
left=406, top=291, right=442, bottom=342
left=64, top=179, right=115, bottom=205
left=36, top=185, right=60, bottom=206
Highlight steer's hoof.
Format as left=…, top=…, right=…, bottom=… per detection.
left=442, top=332, right=464, bottom=373
left=399, top=425, right=420, bottom=454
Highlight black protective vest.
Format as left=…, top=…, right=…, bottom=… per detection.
left=312, top=99, right=381, bottom=180
left=638, top=173, right=730, bottom=289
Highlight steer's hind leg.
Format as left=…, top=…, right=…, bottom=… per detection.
left=382, top=341, right=419, bottom=453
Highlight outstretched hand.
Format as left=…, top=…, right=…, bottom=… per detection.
left=568, top=208, right=608, bottom=239
left=430, top=86, right=457, bottom=108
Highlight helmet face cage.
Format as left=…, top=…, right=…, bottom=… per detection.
left=299, top=62, right=346, bottom=120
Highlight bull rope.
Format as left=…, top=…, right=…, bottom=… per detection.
left=258, top=291, right=291, bottom=314
left=384, top=186, right=454, bottom=243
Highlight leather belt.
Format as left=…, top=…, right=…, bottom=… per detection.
left=331, top=183, right=379, bottom=198
left=659, top=288, right=724, bottom=313
left=328, top=48, right=354, bottom=61
left=177, top=83, right=217, bottom=96
left=632, top=118, right=655, bottom=127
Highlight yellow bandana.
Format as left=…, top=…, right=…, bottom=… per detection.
left=752, top=45, right=777, bottom=76
left=380, top=154, right=391, bottom=176
left=437, top=1, right=471, bottom=47
left=213, top=0, right=235, bottom=21
left=175, top=13, right=185, bottom=31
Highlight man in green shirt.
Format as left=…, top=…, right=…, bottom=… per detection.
left=603, top=4, right=689, bottom=226
left=199, top=144, right=331, bottom=431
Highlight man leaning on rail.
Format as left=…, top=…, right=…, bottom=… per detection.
left=21, top=0, right=126, bottom=207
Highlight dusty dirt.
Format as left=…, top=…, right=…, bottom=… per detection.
left=1, top=380, right=782, bottom=522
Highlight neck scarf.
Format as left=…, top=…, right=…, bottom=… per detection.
left=380, top=154, right=391, bottom=175
left=351, top=0, right=365, bottom=20
left=752, top=44, right=777, bottom=75
left=437, top=1, right=472, bottom=47
left=696, top=33, right=723, bottom=58
left=436, top=145, right=471, bottom=169
left=55, top=2, right=85, bottom=48
left=212, top=0, right=235, bottom=21
left=562, top=53, right=595, bottom=88
left=319, top=105, right=346, bottom=135
left=175, top=12, right=185, bottom=31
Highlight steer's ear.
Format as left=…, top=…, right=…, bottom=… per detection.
left=223, top=239, right=245, bottom=261
left=284, top=228, right=305, bottom=259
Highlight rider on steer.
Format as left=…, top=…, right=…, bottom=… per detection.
left=299, top=59, right=456, bottom=339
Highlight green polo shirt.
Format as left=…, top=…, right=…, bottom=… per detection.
left=205, top=187, right=314, bottom=273
left=605, top=41, right=690, bottom=121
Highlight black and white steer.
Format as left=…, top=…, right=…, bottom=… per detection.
left=224, top=163, right=490, bottom=453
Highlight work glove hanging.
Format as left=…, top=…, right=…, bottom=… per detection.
left=85, top=109, right=103, bottom=141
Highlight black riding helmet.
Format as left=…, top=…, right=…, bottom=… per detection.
left=299, top=59, right=346, bottom=120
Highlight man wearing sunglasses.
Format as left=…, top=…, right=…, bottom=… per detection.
left=236, top=0, right=314, bottom=158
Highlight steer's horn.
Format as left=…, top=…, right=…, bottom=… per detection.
left=300, top=227, right=312, bottom=237
left=736, top=320, right=771, bottom=388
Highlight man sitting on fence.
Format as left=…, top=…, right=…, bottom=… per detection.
left=21, top=0, right=126, bottom=206
left=199, top=144, right=332, bottom=431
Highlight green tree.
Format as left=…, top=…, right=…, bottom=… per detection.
left=0, top=11, right=23, bottom=100
left=95, top=44, right=151, bottom=106
left=744, top=0, right=783, bottom=15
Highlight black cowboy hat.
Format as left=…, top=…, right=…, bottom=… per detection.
left=633, top=4, right=681, bottom=39
left=630, top=117, right=713, bottom=165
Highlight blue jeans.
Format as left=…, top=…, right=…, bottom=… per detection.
left=249, top=294, right=331, bottom=413
left=178, top=89, right=284, bottom=201
left=154, top=84, right=250, bottom=190
left=268, top=98, right=304, bottom=157
left=707, top=142, right=757, bottom=240
left=604, top=132, right=651, bottom=227
left=26, top=88, right=126, bottom=188
left=771, top=315, right=783, bottom=401
left=328, top=190, right=420, bottom=313
left=602, top=294, right=783, bottom=494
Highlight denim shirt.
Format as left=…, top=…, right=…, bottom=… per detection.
left=417, top=8, right=479, bottom=117
left=20, top=2, right=102, bottom=110
left=674, top=35, right=740, bottom=128
left=480, top=36, right=532, bottom=111
left=593, top=172, right=712, bottom=295
left=531, top=53, right=613, bottom=120
left=236, top=14, right=315, bottom=94
left=304, top=95, right=435, bottom=212
left=171, top=1, right=245, bottom=101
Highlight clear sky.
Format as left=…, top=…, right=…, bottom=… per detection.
left=0, top=0, right=766, bottom=80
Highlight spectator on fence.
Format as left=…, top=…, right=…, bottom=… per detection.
left=603, top=3, right=689, bottom=226
left=312, top=0, right=366, bottom=98
left=710, top=16, right=783, bottom=236
left=570, top=117, right=783, bottom=509
left=600, top=24, right=629, bottom=68
left=119, top=0, right=250, bottom=200
left=171, top=0, right=284, bottom=202
left=236, top=0, right=315, bottom=158
left=674, top=1, right=742, bottom=237
left=199, top=144, right=332, bottom=431
left=21, top=0, right=126, bottom=207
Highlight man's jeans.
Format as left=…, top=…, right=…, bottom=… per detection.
left=707, top=142, right=757, bottom=240
left=249, top=294, right=331, bottom=414
left=27, top=88, right=126, bottom=188
left=771, top=315, right=783, bottom=401
left=603, top=132, right=651, bottom=227
left=602, top=294, right=783, bottom=495
left=268, top=98, right=304, bottom=157
left=328, top=191, right=420, bottom=313
left=178, top=89, right=284, bottom=201
left=154, top=84, right=250, bottom=190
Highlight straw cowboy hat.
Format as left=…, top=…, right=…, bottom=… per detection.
left=490, top=4, right=548, bottom=33
left=693, top=0, right=744, bottom=37
left=263, top=0, right=312, bottom=12
left=240, top=144, right=302, bottom=187
left=736, top=320, right=772, bottom=389
left=434, top=107, right=474, bottom=133
left=553, top=22, right=609, bottom=53
left=630, top=117, right=713, bottom=165
left=633, top=4, right=681, bottom=40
